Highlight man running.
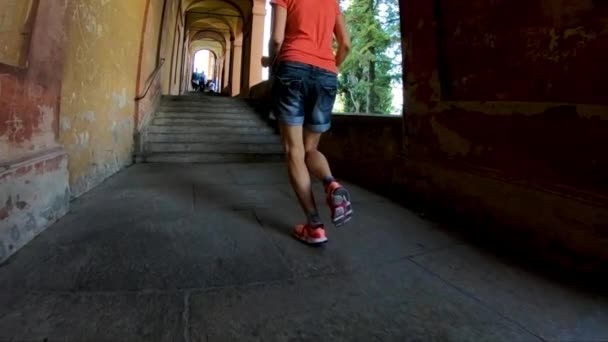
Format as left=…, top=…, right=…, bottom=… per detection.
left=263, top=0, right=353, bottom=245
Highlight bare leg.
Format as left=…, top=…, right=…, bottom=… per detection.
left=303, top=129, right=333, bottom=181
left=302, top=129, right=353, bottom=227
left=280, top=125, right=319, bottom=219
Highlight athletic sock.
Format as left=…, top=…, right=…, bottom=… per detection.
left=307, top=211, right=323, bottom=228
left=322, top=176, right=335, bottom=187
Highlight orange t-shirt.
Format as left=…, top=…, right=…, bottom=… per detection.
left=270, top=0, right=341, bottom=73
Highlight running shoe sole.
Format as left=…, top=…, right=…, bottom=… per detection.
left=330, top=186, right=353, bottom=227
left=291, top=230, right=328, bottom=245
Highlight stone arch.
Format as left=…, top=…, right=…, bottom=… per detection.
left=188, top=14, right=236, bottom=40
left=186, top=0, right=248, bottom=21
left=191, top=30, right=227, bottom=56
left=189, top=17, right=234, bottom=41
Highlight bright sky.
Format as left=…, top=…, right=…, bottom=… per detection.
left=193, top=50, right=211, bottom=76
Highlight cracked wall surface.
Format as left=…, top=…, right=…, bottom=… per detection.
left=59, top=0, right=147, bottom=197
left=0, top=1, right=71, bottom=264
left=320, top=0, right=608, bottom=273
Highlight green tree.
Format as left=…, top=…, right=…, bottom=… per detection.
left=338, top=0, right=401, bottom=114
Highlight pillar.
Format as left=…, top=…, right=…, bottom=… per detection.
left=208, top=55, right=214, bottom=79
left=216, top=58, right=223, bottom=91
left=246, top=5, right=266, bottom=96
left=223, top=45, right=232, bottom=94
left=187, top=53, right=193, bottom=91
left=231, top=38, right=243, bottom=97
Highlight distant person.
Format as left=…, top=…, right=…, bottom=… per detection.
left=200, top=72, right=207, bottom=92
left=262, top=0, right=353, bottom=245
left=191, top=70, right=200, bottom=91
left=207, top=80, right=216, bottom=93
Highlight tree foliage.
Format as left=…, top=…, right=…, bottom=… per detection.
left=338, top=0, right=402, bottom=114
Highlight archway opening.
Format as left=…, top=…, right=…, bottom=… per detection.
left=191, top=49, right=221, bottom=92
left=193, top=49, right=214, bottom=80
left=335, top=0, right=404, bottom=116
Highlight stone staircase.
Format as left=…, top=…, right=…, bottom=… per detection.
left=139, top=94, right=283, bottom=163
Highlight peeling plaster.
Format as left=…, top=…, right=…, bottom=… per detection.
left=0, top=0, right=71, bottom=264
left=60, top=117, right=72, bottom=131
left=59, top=1, right=147, bottom=198
left=0, top=152, right=69, bottom=264
left=112, top=88, right=128, bottom=109
left=76, top=131, right=90, bottom=147
left=82, top=111, right=96, bottom=122
left=430, top=116, right=472, bottom=157
left=526, top=26, right=597, bottom=62
left=37, top=105, right=55, bottom=133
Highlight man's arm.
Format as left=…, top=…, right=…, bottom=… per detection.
left=262, top=4, right=287, bottom=67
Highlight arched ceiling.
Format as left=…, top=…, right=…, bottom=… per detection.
left=184, top=0, right=252, bottom=19
left=185, top=0, right=249, bottom=51
left=188, top=16, right=234, bottom=38
left=191, top=42, right=223, bottom=59
left=190, top=30, right=227, bottom=55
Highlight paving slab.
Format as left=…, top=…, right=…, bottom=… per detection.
left=412, top=244, right=608, bottom=341
left=188, top=260, right=539, bottom=342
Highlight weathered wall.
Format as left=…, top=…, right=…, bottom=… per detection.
left=321, top=116, right=403, bottom=191
left=171, top=19, right=186, bottom=95
left=135, top=0, right=166, bottom=150
left=160, top=0, right=180, bottom=95
left=161, top=1, right=186, bottom=95
left=0, top=0, right=36, bottom=67
left=435, top=0, right=608, bottom=105
left=406, top=0, right=608, bottom=194
left=321, top=0, right=608, bottom=273
left=0, top=1, right=71, bottom=263
left=0, top=151, right=70, bottom=263
left=59, top=0, right=148, bottom=197
left=139, top=0, right=165, bottom=94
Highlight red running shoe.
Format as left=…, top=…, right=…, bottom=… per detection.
left=325, top=181, right=353, bottom=227
left=292, top=224, right=328, bottom=245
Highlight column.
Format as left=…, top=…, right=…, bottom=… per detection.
left=246, top=6, right=266, bottom=96
left=216, top=58, right=223, bottom=91
left=222, top=45, right=231, bottom=94
left=231, top=38, right=243, bottom=97
left=208, top=55, right=215, bottom=79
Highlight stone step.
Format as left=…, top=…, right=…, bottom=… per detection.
left=145, top=95, right=281, bottom=164
left=146, top=132, right=281, bottom=144
left=155, top=112, right=261, bottom=120
left=159, top=99, right=252, bottom=105
left=158, top=106, right=254, bottom=113
left=144, top=152, right=284, bottom=163
left=160, top=100, right=252, bottom=105
left=147, top=142, right=283, bottom=154
left=152, top=117, right=265, bottom=126
left=147, top=125, right=275, bottom=135
left=162, top=95, right=239, bottom=102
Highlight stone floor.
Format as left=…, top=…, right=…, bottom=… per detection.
left=0, top=163, right=606, bottom=342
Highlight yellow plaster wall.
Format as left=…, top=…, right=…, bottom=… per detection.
left=139, top=0, right=164, bottom=93
left=173, top=21, right=185, bottom=94
left=59, top=0, right=147, bottom=197
left=0, top=0, right=34, bottom=67
left=159, top=0, right=180, bottom=94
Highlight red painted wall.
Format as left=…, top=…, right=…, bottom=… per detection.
left=0, top=1, right=71, bottom=263
left=403, top=0, right=608, bottom=195
left=0, top=0, right=70, bottom=162
left=435, top=0, right=608, bottom=104
left=320, top=0, right=608, bottom=272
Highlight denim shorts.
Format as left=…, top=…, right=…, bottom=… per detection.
left=272, top=62, right=338, bottom=133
